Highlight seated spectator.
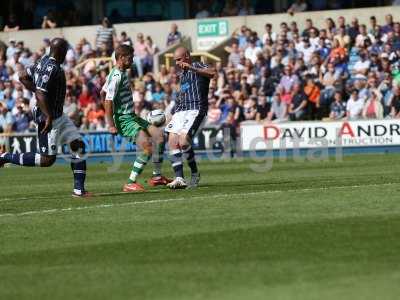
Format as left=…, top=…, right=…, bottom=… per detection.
left=244, top=37, right=262, bottom=64
left=13, top=104, right=30, bottom=132
left=256, top=92, right=271, bottom=121
left=166, top=23, right=182, bottom=47
left=329, top=91, right=346, bottom=120
left=152, top=83, right=165, bottom=103
left=4, top=14, right=20, bottom=32
left=227, top=43, right=241, bottom=67
left=352, top=50, right=371, bottom=75
left=304, top=75, right=321, bottom=119
left=267, top=93, right=288, bottom=122
left=3, top=88, right=15, bottom=111
left=289, top=83, right=307, bottom=120
left=79, top=84, right=95, bottom=108
left=119, top=31, right=133, bottom=47
left=243, top=97, right=257, bottom=120
left=63, top=94, right=79, bottom=125
left=206, top=97, right=222, bottom=125
left=263, top=23, right=277, bottom=43
left=362, top=89, right=383, bottom=119
left=390, top=86, right=400, bottom=118
left=346, top=90, right=364, bottom=119
left=0, top=102, right=14, bottom=134
left=279, top=65, right=299, bottom=104
left=85, top=102, right=105, bottom=130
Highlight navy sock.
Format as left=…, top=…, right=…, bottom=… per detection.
left=170, top=149, right=184, bottom=178
left=152, top=141, right=165, bottom=177
left=71, top=155, right=86, bottom=192
left=182, top=145, right=198, bottom=174
left=1, top=152, right=40, bottom=167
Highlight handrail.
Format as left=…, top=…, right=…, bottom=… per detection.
left=73, top=57, right=113, bottom=74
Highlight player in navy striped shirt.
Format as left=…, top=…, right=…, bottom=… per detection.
left=0, top=38, right=90, bottom=197
left=165, top=47, right=216, bottom=189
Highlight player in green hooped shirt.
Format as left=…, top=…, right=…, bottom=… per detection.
left=104, top=44, right=171, bottom=192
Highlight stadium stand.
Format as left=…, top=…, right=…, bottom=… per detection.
left=0, top=7, right=400, bottom=143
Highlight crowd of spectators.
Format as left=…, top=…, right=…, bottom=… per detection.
left=1, top=13, right=400, bottom=139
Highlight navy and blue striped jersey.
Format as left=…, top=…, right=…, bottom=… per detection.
left=27, top=55, right=66, bottom=120
left=174, top=62, right=211, bottom=114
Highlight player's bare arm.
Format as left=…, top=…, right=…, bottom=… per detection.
left=104, top=100, right=117, bottom=134
left=35, top=90, right=53, bottom=134
left=19, top=69, right=36, bottom=92
left=176, top=61, right=216, bottom=78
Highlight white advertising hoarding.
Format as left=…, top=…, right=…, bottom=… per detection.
left=240, top=120, right=400, bottom=150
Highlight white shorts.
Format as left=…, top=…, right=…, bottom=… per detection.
left=165, top=110, right=206, bottom=137
left=37, top=114, right=82, bottom=155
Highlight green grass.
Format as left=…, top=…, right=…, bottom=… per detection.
left=1, top=154, right=400, bottom=300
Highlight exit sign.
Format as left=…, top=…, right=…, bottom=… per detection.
left=197, top=20, right=229, bottom=37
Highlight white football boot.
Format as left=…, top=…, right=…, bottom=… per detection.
left=167, top=177, right=187, bottom=189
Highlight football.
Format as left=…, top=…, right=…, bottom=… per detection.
left=146, top=109, right=166, bottom=126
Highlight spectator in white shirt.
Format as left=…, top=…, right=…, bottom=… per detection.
left=244, top=37, right=262, bottom=64
left=296, top=38, right=315, bottom=65
left=262, top=23, right=277, bottom=44
left=352, top=50, right=371, bottom=75
left=195, top=2, right=210, bottom=19
left=346, top=90, right=364, bottom=119
left=287, top=0, right=308, bottom=15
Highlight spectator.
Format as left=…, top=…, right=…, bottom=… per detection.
left=390, top=86, right=400, bottom=117
left=238, top=0, right=255, bottom=16
left=6, top=39, right=18, bottom=60
left=152, top=83, right=165, bottom=103
left=346, top=90, right=364, bottom=119
left=382, top=14, right=394, bottom=34
left=244, top=37, right=262, bottom=64
left=13, top=103, right=30, bottom=132
left=63, top=93, right=79, bottom=125
left=119, top=31, right=133, bottom=47
left=289, top=83, right=307, bottom=120
left=329, top=91, right=346, bottom=120
left=362, top=89, right=383, bottom=119
left=304, top=75, right=321, bottom=119
left=144, top=36, right=159, bottom=73
left=41, top=11, right=57, bottom=29
left=0, top=102, right=14, bottom=134
left=221, top=0, right=239, bottom=16
left=287, top=0, right=308, bottom=14
left=85, top=102, right=105, bottom=130
left=206, top=97, right=222, bottom=125
left=79, top=84, right=95, bottom=108
left=256, top=92, right=270, bottom=121
left=263, top=23, right=277, bottom=44
left=227, top=43, right=241, bottom=67
left=279, top=65, right=299, bottom=104
left=195, top=2, right=211, bottom=19
left=243, top=97, right=257, bottom=120
left=95, top=17, right=116, bottom=55
left=268, top=93, right=288, bottom=122
left=4, top=14, right=20, bottom=32
left=166, top=23, right=182, bottom=46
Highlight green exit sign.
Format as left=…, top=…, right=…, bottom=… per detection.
left=197, top=20, right=229, bottom=37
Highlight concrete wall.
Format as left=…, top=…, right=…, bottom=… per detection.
left=0, top=6, right=398, bottom=52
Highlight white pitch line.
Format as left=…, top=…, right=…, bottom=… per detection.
left=0, top=182, right=398, bottom=219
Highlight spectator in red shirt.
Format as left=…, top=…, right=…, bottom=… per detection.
left=79, top=84, right=95, bottom=108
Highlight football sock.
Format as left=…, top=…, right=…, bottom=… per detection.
left=128, top=153, right=151, bottom=183
left=170, top=149, right=184, bottom=178
left=71, top=153, right=86, bottom=193
left=152, top=141, right=165, bottom=177
left=0, top=152, right=40, bottom=167
left=182, top=145, right=198, bottom=174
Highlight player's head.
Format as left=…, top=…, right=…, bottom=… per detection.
left=50, top=38, right=68, bottom=64
left=174, top=47, right=191, bottom=65
left=115, top=44, right=133, bottom=70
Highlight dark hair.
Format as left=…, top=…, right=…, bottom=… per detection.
left=115, top=44, right=133, bottom=59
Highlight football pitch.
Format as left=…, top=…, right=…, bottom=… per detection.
left=1, top=154, right=400, bottom=300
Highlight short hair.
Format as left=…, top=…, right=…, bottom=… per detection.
left=115, top=44, right=133, bottom=59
